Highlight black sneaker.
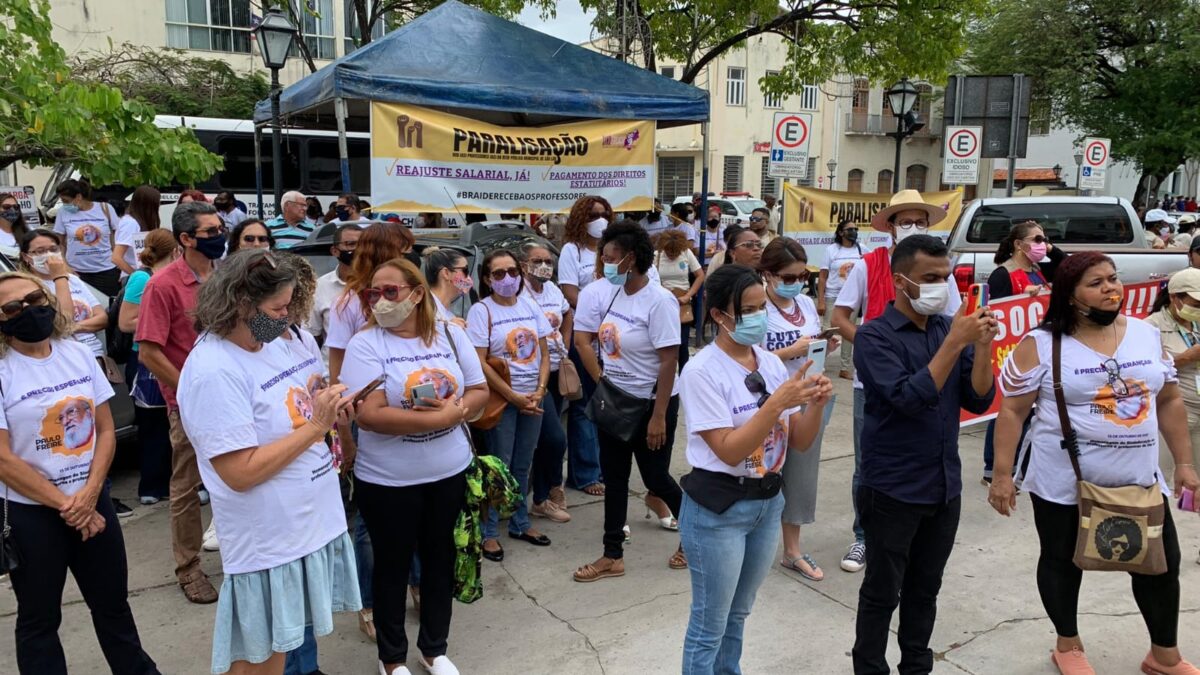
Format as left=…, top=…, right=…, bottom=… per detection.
left=112, top=499, right=134, bottom=518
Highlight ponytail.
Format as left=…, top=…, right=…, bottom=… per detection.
left=994, top=220, right=1041, bottom=265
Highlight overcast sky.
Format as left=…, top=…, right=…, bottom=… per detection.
left=517, top=0, right=596, bottom=45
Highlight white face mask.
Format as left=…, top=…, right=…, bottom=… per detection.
left=31, top=253, right=55, bottom=275
left=586, top=217, right=608, bottom=239
left=893, top=227, right=921, bottom=245
left=900, top=275, right=950, bottom=316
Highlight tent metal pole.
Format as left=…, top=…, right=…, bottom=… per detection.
left=696, top=120, right=710, bottom=348
left=254, top=125, right=264, bottom=219
left=335, top=97, right=352, bottom=194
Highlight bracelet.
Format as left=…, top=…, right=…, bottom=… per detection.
left=53, top=275, right=69, bottom=282
left=1178, top=463, right=1195, bottom=468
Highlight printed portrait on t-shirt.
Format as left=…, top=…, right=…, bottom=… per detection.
left=74, top=224, right=103, bottom=247
left=599, top=322, right=622, bottom=359
left=404, top=367, right=458, bottom=403
left=285, top=386, right=315, bottom=430
left=837, top=261, right=855, bottom=280
left=305, top=373, right=328, bottom=398
left=742, top=419, right=788, bottom=476
left=505, top=327, right=538, bottom=365
left=544, top=311, right=561, bottom=331
left=39, top=396, right=96, bottom=457
left=1092, top=378, right=1151, bottom=429
left=71, top=297, right=92, bottom=323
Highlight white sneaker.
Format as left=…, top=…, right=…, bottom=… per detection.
left=530, top=500, right=571, bottom=523
left=197, top=487, right=210, bottom=506
left=202, top=522, right=219, bottom=552
left=379, top=663, right=412, bottom=675
left=840, top=541, right=866, bottom=573
left=419, top=655, right=460, bottom=675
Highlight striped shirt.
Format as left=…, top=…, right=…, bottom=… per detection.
left=266, top=216, right=315, bottom=249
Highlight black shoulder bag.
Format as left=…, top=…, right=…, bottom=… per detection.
left=584, top=289, right=652, bottom=442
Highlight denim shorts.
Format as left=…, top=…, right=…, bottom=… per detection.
left=210, top=531, right=361, bottom=674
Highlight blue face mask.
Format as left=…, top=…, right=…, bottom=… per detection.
left=727, top=310, right=768, bottom=346
left=604, top=255, right=629, bottom=286
left=775, top=281, right=804, bottom=299
left=60, top=203, right=80, bottom=215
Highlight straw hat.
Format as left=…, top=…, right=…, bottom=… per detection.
left=870, top=189, right=948, bottom=232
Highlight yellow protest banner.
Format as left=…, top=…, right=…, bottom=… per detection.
left=370, top=102, right=656, bottom=214
left=783, top=184, right=963, bottom=269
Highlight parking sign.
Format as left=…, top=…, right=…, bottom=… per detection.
left=942, top=126, right=982, bottom=185
left=768, top=112, right=812, bottom=179
left=1079, top=137, right=1110, bottom=190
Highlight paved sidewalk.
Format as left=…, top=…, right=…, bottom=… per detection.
left=2, top=377, right=1198, bottom=674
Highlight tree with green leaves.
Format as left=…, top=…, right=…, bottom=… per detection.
left=340, top=0, right=555, bottom=53
left=72, top=45, right=271, bottom=121
left=0, top=0, right=221, bottom=186
left=583, top=0, right=987, bottom=96
left=965, top=0, right=1200, bottom=203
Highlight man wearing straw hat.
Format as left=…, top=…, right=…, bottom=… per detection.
left=830, top=190, right=964, bottom=575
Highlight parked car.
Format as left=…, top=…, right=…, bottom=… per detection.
left=672, top=195, right=767, bottom=227
left=946, top=196, right=1187, bottom=295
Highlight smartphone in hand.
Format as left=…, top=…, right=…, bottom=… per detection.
left=807, top=339, right=828, bottom=375
left=965, top=283, right=989, bottom=315
left=410, top=382, right=438, bottom=407
left=352, top=375, right=386, bottom=406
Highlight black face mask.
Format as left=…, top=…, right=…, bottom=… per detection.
left=646, top=210, right=661, bottom=222
left=213, top=201, right=230, bottom=211
left=707, top=218, right=720, bottom=229
left=335, top=207, right=351, bottom=222
left=194, top=233, right=228, bottom=260
left=1077, top=304, right=1120, bottom=326
left=337, top=249, right=354, bottom=266
left=0, top=304, right=56, bottom=343
left=306, top=205, right=323, bottom=220
left=843, top=230, right=859, bottom=244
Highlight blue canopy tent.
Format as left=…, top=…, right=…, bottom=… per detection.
left=251, top=0, right=710, bottom=212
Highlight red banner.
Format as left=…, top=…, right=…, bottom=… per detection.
left=960, top=280, right=1163, bottom=427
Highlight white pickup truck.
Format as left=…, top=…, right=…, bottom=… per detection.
left=946, top=196, right=1187, bottom=294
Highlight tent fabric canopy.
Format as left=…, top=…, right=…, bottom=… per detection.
left=252, top=0, right=709, bottom=128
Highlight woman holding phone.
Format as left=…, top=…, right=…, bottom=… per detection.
left=341, top=257, right=487, bottom=675
left=758, top=238, right=838, bottom=582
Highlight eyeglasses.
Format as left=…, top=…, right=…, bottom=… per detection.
left=194, top=225, right=227, bottom=238
left=488, top=266, right=521, bottom=281
left=748, top=216, right=766, bottom=223
left=735, top=240, right=764, bottom=250
left=1024, top=235, right=1048, bottom=244
left=28, top=246, right=61, bottom=256
left=743, top=370, right=772, bottom=409
left=0, top=289, right=50, bottom=319
left=1102, top=358, right=1130, bottom=397
left=895, top=220, right=929, bottom=230
left=360, top=284, right=413, bottom=306
left=774, top=272, right=809, bottom=284
left=242, top=235, right=271, bottom=245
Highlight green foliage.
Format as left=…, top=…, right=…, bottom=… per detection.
left=966, top=0, right=1200, bottom=187
left=0, top=0, right=222, bottom=185
left=72, top=45, right=271, bottom=120
left=583, top=0, right=987, bottom=96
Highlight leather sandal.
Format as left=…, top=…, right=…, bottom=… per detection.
left=358, top=609, right=377, bottom=642
left=668, top=546, right=688, bottom=570
left=179, top=572, right=218, bottom=604
left=573, top=556, right=625, bottom=582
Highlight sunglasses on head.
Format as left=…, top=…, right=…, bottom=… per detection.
left=248, top=251, right=278, bottom=272
left=743, top=370, right=772, bottom=409
left=489, top=267, right=521, bottom=281
left=360, top=284, right=414, bottom=307
left=0, top=290, right=50, bottom=319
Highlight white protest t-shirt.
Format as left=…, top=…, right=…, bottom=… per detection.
left=640, top=214, right=670, bottom=238
left=0, top=340, right=114, bottom=505
left=114, top=215, right=148, bottom=274
left=53, top=203, right=116, bottom=273
left=671, top=222, right=699, bottom=245
left=0, top=229, right=17, bottom=249
left=821, top=243, right=864, bottom=300
left=324, top=291, right=367, bottom=350
left=1000, top=321, right=1174, bottom=505
left=467, top=296, right=552, bottom=394
left=700, top=225, right=727, bottom=258
left=40, top=275, right=104, bottom=356
left=835, top=257, right=962, bottom=389
left=522, top=281, right=570, bottom=371
left=177, top=333, right=345, bottom=575
left=575, top=281, right=680, bottom=399
left=763, top=295, right=822, bottom=377
left=655, top=250, right=701, bottom=292
left=341, top=324, right=482, bottom=487
left=558, top=242, right=598, bottom=292
left=677, top=344, right=801, bottom=478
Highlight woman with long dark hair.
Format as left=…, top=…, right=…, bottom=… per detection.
left=0, top=191, right=31, bottom=248
left=990, top=252, right=1199, bottom=675
left=227, top=219, right=275, bottom=255
left=113, top=185, right=161, bottom=276
left=988, top=220, right=1066, bottom=299
left=819, top=218, right=862, bottom=379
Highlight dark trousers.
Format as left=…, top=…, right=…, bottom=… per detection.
left=598, top=395, right=682, bottom=559
left=1030, top=492, right=1181, bottom=647
left=678, top=321, right=692, bottom=372
left=3, top=490, right=158, bottom=675
left=78, top=267, right=121, bottom=298
left=133, top=406, right=171, bottom=500
left=853, top=487, right=961, bottom=675
left=355, top=471, right=465, bottom=664
left=532, top=384, right=568, bottom=503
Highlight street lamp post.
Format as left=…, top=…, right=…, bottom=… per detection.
left=886, top=79, right=923, bottom=193
left=1052, top=163, right=1062, bottom=187
left=1073, top=150, right=1084, bottom=196
left=826, top=159, right=837, bottom=190
left=253, top=9, right=297, bottom=216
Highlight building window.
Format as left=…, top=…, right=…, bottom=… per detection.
left=851, top=78, right=869, bottom=111
left=916, top=83, right=934, bottom=124
left=300, top=0, right=336, bottom=60
left=906, top=164, right=928, bottom=191
left=166, top=0, right=252, bottom=53
left=760, top=156, right=778, bottom=198
left=800, top=84, right=819, bottom=111
left=723, top=155, right=744, bottom=192
left=726, top=67, right=745, bottom=106
left=877, top=169, right=894, bottom=193
left=763, top=70, right=782, bottom=109
left=344, top=0, right=384, bottom=54
left=1029, top=97, right=1051, bottom=136
left=799, top=158, right=818, bottom=188
left=847, top=169, right=864, bottom=193
left=657, top=156, right=695, bottom=204
left=660, top=66, right=676, bottom=79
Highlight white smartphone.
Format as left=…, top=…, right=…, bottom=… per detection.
left=807, top=339, right=828, bottom=376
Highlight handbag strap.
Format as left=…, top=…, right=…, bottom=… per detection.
left=1051, top=331, right=1085, bottom=482
left=1, top=378, right=8, bottom=537
left=440, top=320, right=480, bottom=456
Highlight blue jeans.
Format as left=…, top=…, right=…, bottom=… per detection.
left=851, top=387, right=865, bottom=542
left=284, top=626, right=317, bottom=675
left=484, top=403, right=540, bottom=539
left=532, top=385, right=568, bottom=503
left=982, top=416, right=1032, bottom=480
left=680, top=492, right=784, bottom=675
left=565, top=346, right=603, bottom=489
left=354, top=511, right=373, bottom=609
